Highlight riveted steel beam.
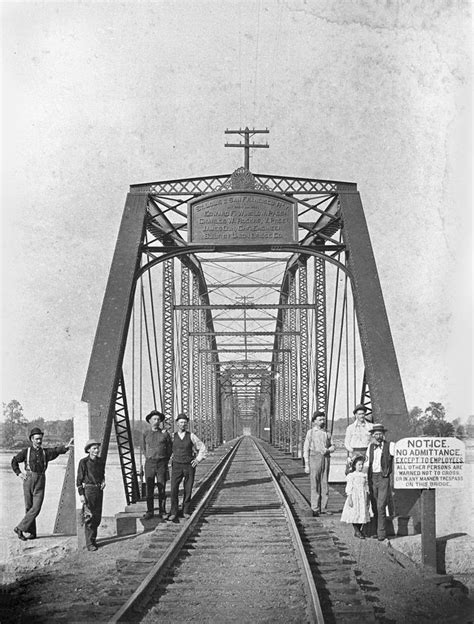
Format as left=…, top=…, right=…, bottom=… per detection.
left=82, top=193, right=148, bottom=455
left=338, top=191, right=409, bottom=438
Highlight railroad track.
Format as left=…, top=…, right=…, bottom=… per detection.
left=109, top=436, right=324, bottom=623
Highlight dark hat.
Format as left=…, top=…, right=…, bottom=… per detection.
left=351, top=455, right=366, bottom=470
left=353, top=404, right=368, bottom=414
left=312, top=410, right=326, bottom=421
left=370, top=423, right=387, bottom=434
left=176, top=413, right=189, bottom=421
left=84, top=439, right=101, bottom=453
left=29, top=427, right=44, bottom=439
left=145, top=410, right=166, bottom=423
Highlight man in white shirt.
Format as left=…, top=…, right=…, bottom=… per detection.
left=367, top=423, right=395, bottom=541
left=344, top=404, right=373, bottom=460
left=303, top=411, right=335, bottom=516
left=168, top=413, right=207, bottom=522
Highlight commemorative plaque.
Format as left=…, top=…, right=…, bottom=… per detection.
left=188, top=190, right=297, bottom=245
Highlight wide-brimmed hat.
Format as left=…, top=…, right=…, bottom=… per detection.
left=145, top=410, right=166, bottom=423
left=370, top=423, right=387, bottom=434
left=29, top=427, right=44, bottom=439
left=353, top=404, right=369, bottom=415
left=175, top=413, right=189, bottom=421
left=84, top=439, right=101, bottom=453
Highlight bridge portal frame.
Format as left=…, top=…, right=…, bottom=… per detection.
left=78, top=172, right=410, bottom=520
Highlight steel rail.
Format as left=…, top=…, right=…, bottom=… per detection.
left=254, top=440, right=325, bottom=624
left=108, top=439, right=243, bottom=624
left=108, top=437, right=325, bottom=624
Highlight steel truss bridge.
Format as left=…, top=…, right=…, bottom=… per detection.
left=57, top=166, right=410, bottom=520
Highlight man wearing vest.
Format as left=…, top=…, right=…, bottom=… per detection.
left=168, top=413, right=207, bottom=522
left=303, top=411, right=335, bottom=516
left=142, top=410, right=172, bottom=520
left=11, top=427, right=73, bottom=540
left=367, top=423, right=395, bottom=541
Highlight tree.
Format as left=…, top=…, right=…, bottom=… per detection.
left=411, top=401, right=455, bottom=437
left=408, top=406, right=423, bottom=435
left=2, top=400, right=27, bottom=447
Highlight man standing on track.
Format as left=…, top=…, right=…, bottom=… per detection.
left=11, top=427, right=73, bottom=540
left=303, top=411, right=335, bottom=517
left=168, top=413, right=207, bottom=522
left=142, top=409, right=173, bottom=520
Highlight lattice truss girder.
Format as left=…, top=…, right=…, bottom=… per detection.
left=113, top=374, right=140, bottom=505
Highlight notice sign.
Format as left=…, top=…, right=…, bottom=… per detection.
left=188, top=190, right=297, bottom=245
left=394, top=437, right=465, bottom=489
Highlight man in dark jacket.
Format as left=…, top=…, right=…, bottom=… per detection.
left=11, top=427, right=73, bottom=540
left=367, top=423, right=394, bottom=541
left=77, top=439, right=106, bottom=551
left=142, top=410, right=173, bottom=519
left=168, top=413, right=207, bottom=522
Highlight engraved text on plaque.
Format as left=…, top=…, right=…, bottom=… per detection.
left=188, top=191, right=297, bottom=244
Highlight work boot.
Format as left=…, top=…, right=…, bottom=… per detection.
left=14, top=527, right=26, bottom=541
left=142, top=511, right=154, bottom=520
left=159, top=498, right=168, bottom=519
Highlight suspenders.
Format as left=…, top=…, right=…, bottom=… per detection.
left=26, top=447, right=48, bottom=473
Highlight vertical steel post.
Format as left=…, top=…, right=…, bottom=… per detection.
left=314, top=255, right=327, bottom=416
left=181, top=265, right=190, bottom=414
left=192, top=277, right=201, bottom=436
left=162, top=259, right=175, bottom=420
left=299, top=259, right=309, bottom=458
left=289, top=274, right=298, bottom=456
left=421, top=489, right=437, bottom=571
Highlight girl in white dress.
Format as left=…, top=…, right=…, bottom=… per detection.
left=340, top=455, right=371, bottom=539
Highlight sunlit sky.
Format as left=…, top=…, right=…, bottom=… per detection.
left=1, top=1, right=472, bottom=423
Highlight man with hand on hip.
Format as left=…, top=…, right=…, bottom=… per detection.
left=168, top=413, right=207, bottom=522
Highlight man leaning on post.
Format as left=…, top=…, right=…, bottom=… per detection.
left=167, top=413, right=207, bottom=523
left=11, top=427, right=73, bottom=540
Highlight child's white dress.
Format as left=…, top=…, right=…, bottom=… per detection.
left=340, top=471, right=371, bottom=524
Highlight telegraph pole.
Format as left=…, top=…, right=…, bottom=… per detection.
left=225, top=127, right=269, bottom=170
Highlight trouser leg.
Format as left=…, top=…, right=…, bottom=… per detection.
left=370, top=474, right=390, bottom=538
left=155, top=459, right=168, bottom=515
left=182, top=464, right=195, bottom=514
left=320, top=457, right=330, bottom=511
left=17, top=473, right=45, bottom=534
left=169, top=464, right=184, bottom=516
left=84, top=487, right=103, bottom=547
left=145, top=475, right=156, bottom=513
left=375, top=476, right=390, bottom=538
left=309, top=454, right=324, bottom=512
left=144, top=460, right=157, bottom=513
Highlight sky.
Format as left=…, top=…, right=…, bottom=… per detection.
left=1, top=1, right=472, bottom=424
